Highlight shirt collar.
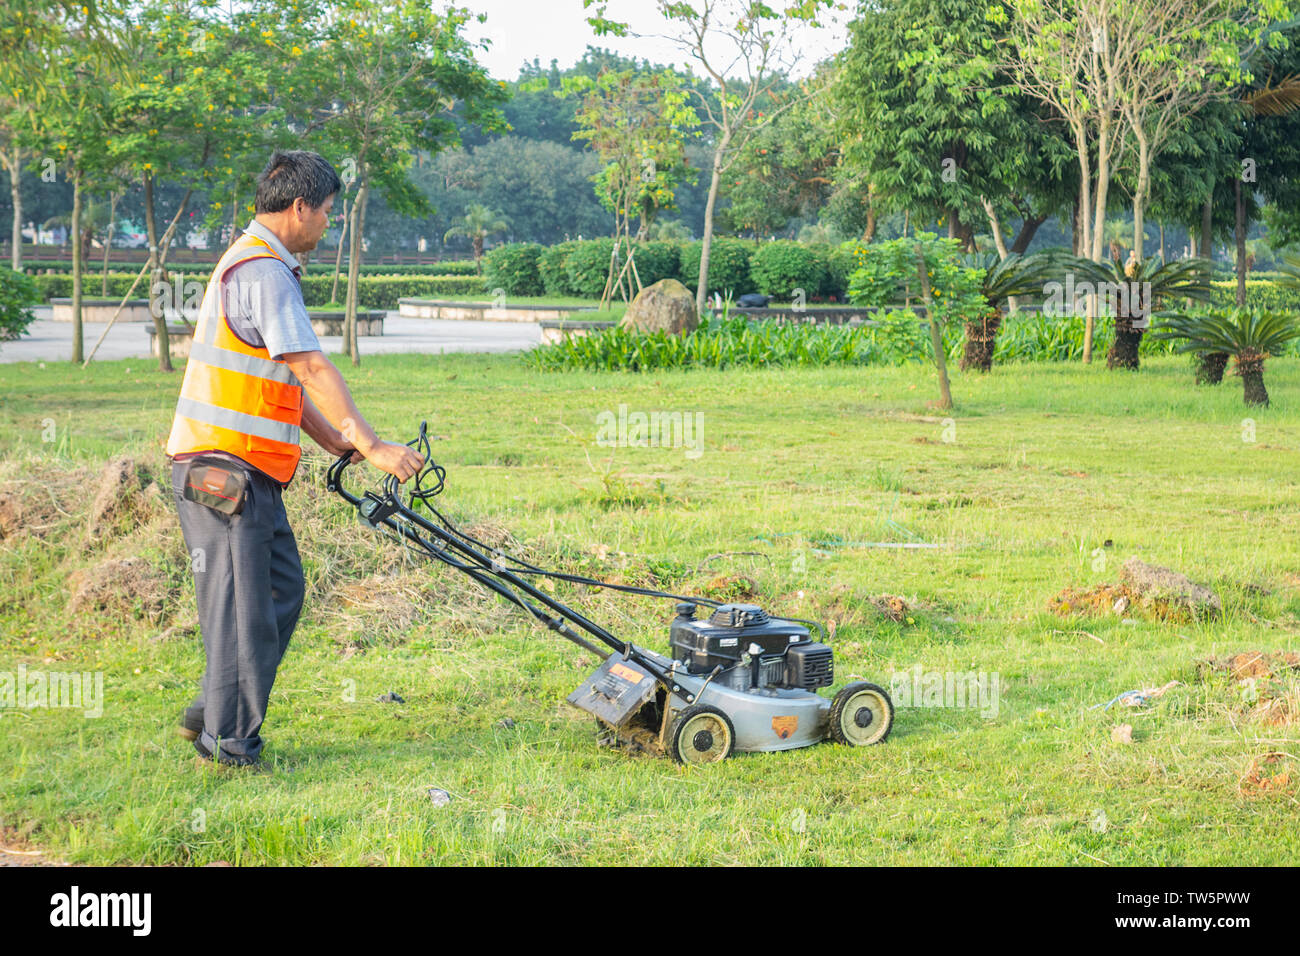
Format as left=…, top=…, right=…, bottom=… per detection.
left=243, top=219, right=301, bottom=275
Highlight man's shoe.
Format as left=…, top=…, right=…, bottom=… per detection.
left=178, top=706, right=203, bottom=742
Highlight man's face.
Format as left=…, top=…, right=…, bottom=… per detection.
left=292, top=193, right=335, bottom=252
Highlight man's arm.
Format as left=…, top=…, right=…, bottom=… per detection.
left=300, top=394, right=354, bottom=458
left=282, top=350, right=424, bottom=481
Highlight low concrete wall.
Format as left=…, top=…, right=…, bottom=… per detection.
left=146, top=324, right=195, bottom=359
left=538, top=320, right=616, bottom=345
left=308, top=310, right=385, bottom=336
left=399, top=298, right=595, bottom=322
left=50, top=298, right=152, bottom=323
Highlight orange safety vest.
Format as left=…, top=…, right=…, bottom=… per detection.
left=165, top=233, right=305, bottom=486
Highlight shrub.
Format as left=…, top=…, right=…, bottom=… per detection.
left=818, top=244, right=856, bottom=301
left=629, top=241, right=683, bottom=288
left=678, top=237, right=753, bottom=297
left=525, top=314, right=883, bottom=372
left=1209, top=280, right=1300, bottom=314
left=750, top=240, right=827, bottom=300
left=0, top=268, right=38, bottom=343
left=538, top=241, right=579, bottom=296
left=483, top=242, right=544, bottom=296
left=564, top=238, right=616, bottom=299
left=31, top=273, right=486, bottom=311
left=299, top=275, right=485, bottom=309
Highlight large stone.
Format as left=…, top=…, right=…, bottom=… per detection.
left=619, top=278, right=699, bottom=336
left=1119, top=557, right=1222, bottom=621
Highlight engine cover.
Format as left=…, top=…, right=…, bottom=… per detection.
left=670, top=603, right=812, bottom=679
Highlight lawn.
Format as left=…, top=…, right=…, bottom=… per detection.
left=1, top=350, right=1299, bottom=865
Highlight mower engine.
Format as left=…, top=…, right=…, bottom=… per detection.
left=669, top=602, right=833, bottom=693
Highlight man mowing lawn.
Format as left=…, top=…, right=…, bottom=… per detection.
left=164, top=150, right=424, bottom=766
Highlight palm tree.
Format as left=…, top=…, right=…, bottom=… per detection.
left=1072, top=255, right=1215, bottom=370
left=443, top=204, right=508, bottom=275
left=958, top=252, right=1064, bottom=372
left=1152, top=307, right=1300, bottom=406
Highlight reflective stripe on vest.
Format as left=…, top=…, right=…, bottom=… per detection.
left=165, top=234, right=305, bottom=485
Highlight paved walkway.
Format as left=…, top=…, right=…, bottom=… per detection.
left=0, top=309, right=542, bottom=363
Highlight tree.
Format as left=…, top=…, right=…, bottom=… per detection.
left=4, top=3, right=121, bottom=363
left=287, top=0, right=507, bottom=365
left=722, top=65, right=837, bottom=236
left=569, top=68, right=698, bottom=305
left=587, top=0, right=831, bottom=314
left=838, top=0, right=1074, bottom=257
left=105, top=0, right=282, bottom=371
left=997, top=0, right=1295, bottom=361
left=442, top=203, right=507, bottom=273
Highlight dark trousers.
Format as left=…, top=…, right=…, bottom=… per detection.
left=171, top=460, right=304, bottom=763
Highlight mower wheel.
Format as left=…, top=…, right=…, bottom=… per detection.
left=829, top=682, right=893, bottom=746
left=670, top=705, right=735, bottom=765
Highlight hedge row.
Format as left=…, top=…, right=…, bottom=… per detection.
left=32, top=273, right=487, bottom=310
left=24, top=259, right=481, bottom=278
left=1208, top=280, right=1300, bottom=313
left=485, top=237, right=855, bottom=302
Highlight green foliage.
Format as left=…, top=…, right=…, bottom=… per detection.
left=678, top=237, right=752, bottom=297
left=750, top=240, right=827, bottom=300
left=845, top=233, right=985, bottom=326
left=564, top=238, right=616, bottom=298
left=1152, top=307, right=1300, bottom=358
left=30, top=273, right=486, bottom=310
left=525, top=314, right=885, bottom=372
left=483, top=242, right=545, bottom=296
left=818, top=244, right=856, bottom=301
left=630, top=240, right=682, bottom=288
left=537, top=241, right=579, bottom=296
left=1208, top=280, right=1300, bottom=313
left=0, top=268, right=38, bottom=343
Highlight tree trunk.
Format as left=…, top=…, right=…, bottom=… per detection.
left=916, top=245, right=952, bottom=409
left=345, top=180, right=369, bottom=366
left=960, top=303, right=1001, bottom=373
left=1199, top=195, right=1213, bottom=258
left=1132, top=131, right=1149, bottom=263
left=70, top=172, right=83, bottom=364
left=696, top=131, right=730, bottom=315
left=473, top=234, right=483, bottom=275
left=1009, top=214, right=1046, bottom=255
left=1239, top=351, right=1267, bottom=406
left=1158, top=221, right=1165, bottom=262
left=1071, top=194, right=1081, bottom=256
left=330, top=195, right=350, bottom=305
left=1234, top=177, right=1247, bottom=308
left=862, top=188, right=876, bottom=242
left=5, top=146, right=22, bottom=272
left=1106, top=321, right=1143, bottom=370
left=1194, top=351, right=1227, bottom=385
left=143, top=171, right=172, bottom=372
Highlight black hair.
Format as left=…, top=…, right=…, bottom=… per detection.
left=254, top=150, right=343, bottom=214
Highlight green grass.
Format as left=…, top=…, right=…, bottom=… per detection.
left=2, top=351, right=1300, bottom=865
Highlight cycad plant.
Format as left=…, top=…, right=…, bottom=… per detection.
left=443, top=204, right=508, bottom=275
left=1152, top=307, right=1300, bottom=406
left=959, top=252, right=1063, bottom=372
left=1072, top=256, right=1215, bottom=370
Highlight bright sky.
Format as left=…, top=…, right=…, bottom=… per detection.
left=460, top=0, right=853, bottom=81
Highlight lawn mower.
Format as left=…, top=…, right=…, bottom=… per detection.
left=326, top=422, right=894, bottom=764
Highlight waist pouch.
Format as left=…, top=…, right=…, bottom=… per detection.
left=181, top=457, right=249, bottom=515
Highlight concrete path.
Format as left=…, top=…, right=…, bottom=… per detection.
left=0, top=308, right=542, bottom=364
